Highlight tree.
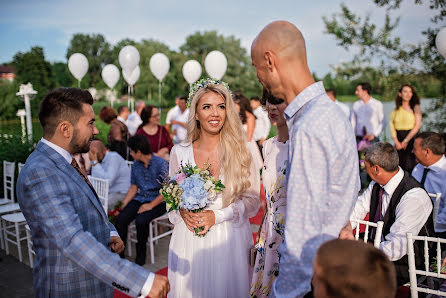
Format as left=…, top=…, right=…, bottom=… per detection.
left=52, top=62, right=74, bottom=88
left=66, top=33, right=112, bottom=88
left=12, top=46, right=54, bottom=116
left=323, top=1, right=446, bottom=130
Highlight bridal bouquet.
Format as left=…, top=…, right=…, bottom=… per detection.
left=161, top=162, right=225, bottom=236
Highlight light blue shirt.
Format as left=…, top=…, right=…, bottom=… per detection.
left=91, top=151, right=130, bottom=194
left=273, top=82, right=360, bottom=297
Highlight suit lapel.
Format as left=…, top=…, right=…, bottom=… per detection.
left=36, top=142, right=108, bottom=222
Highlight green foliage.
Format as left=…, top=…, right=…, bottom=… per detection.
left=0, top=80, right=22, bottom=121
left=52, top=62, right=74, bottom=87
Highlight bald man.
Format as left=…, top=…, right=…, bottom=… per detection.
left=251, top=21, right=360, bottom=297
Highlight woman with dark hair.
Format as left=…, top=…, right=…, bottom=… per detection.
left=136, top=105, right=173, bottom=160
left=99, top=106, right=128, bottom=159
left=389, top=84, right=422, bottom=172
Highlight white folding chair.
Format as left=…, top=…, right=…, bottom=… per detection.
left=0, top=203, right=21, bottom=249
left=87, top=175, right=109, bottom=214
left=18, top=162, right=25, bottom=174
left=429, top=193, right=442, bottom=225
left=25, top=224, right=35, bottom=268
left=407, top=233, right=446, bottom=297
left=351, top=219, right=384, bottom=248
left=126, top=161, right=133, bottom=169
left=1, top=212, right=27, bottom=262
left=0, top=161, right=15, bottom=206
left=127, top=213, right=173, bottom=264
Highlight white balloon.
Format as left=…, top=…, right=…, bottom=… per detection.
left=150, top=53, right=170, bottom=81
left=435, top=27, right=446, bottom=59
left=119, top=45, right=140, bottom=72
left=101, top=64, right=120, bottom=88
left=182, top=60, right=202, bottom=84
left=204, top=50, right=227, bottom=80
left=123, top=65, right=140, bottom=86
left=68, top=53, right=88, bottom=81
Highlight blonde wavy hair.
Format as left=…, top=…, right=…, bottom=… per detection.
left=186, top=83, right=252, bottom=207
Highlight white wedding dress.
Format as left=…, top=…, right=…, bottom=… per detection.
left=167, top=143, right=260, bottom=298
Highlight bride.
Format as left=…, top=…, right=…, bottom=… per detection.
left=167, top=79, right=260, bottom=298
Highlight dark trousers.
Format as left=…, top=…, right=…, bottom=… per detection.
left=115, top=200, right=166, bottom=265
left=396, top=130, right=416, bottom=173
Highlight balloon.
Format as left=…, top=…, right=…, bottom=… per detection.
left=68, top=53, right=88, bottom=81
left=119, top=45, right=140, bottom=72
left=182, top=60, right=202, bottom=84
left=150, top=53, right=170, bottom=81
left=123, top=65, right=140, bottom=86
left=204, top=50, right=227, bottom=80
left=101, top=64, right=120, bottom=88
left=435, top=27, right=446, bottom=59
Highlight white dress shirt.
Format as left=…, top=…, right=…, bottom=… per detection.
left=335, top=100, right=351, bottom=119
left=412, top=155, right=446, bottom=232
left=127, top=111, right=142, bottom=136
left=40, top=138, right=155, bottom=297
left=117, top=116, right=128, bottom=126
left=350, top=168, right=432, bottom=261
left=172, top=108, right=190, bottom=144
left=165, top=105, right=180, bottom=125
left=351, top=97, right=384, bottom=137
left=253, top=106, right=271, bottom=141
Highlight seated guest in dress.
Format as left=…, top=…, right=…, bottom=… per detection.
left=250, top=91, right=288, bottom=298
left=88, top=140, right=130, bottom=210
left=339, top=142, right=434, bottom=286
left=115, top=135, right=168, bottom=265
left=412, top=132, right=446, bottom=237
left=313, top=239, right=396, bottom=298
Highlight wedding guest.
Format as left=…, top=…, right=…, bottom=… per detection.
left=251, top=91, right=288, bottom=298
left=412, top=132, right=446, bottom=237
left=340, top=142, right=434, bottom=286
left=167, top=79, right=260, bottom=298
left=251, top=21, right=359, bottom=297
left=234, top=91, right=263, bottom=170
left=117, top=105, right=129, bottom=126
left=326, top=88, right=350, bottom=119
left=170, top=96, right=189, bottom=144
left=250, top=95, right=271, bottom=152
left=115, top=135, right=168, bottom=266
left=136, top=105, right=173, bottom=160
left=128, top=100, right=145, bottom=136
left=17, top=87, right=169, bottom=297
left=165, top=96, right=181, bottom=139
left=390, top=84, right=422, bottom=172
left=313, top=239, right=396, bottom=298
left=89, top=139, right=130, bottom=210
left=99, top=106, right=128, bottom=160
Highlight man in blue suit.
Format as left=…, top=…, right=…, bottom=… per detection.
left=17, top=88, right=169, bottom=297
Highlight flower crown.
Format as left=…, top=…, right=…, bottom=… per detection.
left=187, top=78, right=231, bottom=107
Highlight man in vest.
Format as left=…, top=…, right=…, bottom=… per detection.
left=339, top=142, right=434, bottom=286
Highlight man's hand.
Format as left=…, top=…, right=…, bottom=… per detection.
left=339, top=222, right=355, bottom=240
left=259, top=138, right=266, bottom=146
left=364, top=134, right=375, bottom=141
left=138, top=203, right=153, bottom=214
left=110, top=236, right=125, bottom=254
left=148, top=274, right=170, bottom=298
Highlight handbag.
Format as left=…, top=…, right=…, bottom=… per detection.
left=250, top=207, right=267, bottom=267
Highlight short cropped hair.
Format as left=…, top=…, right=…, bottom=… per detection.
left=39, top=88, right=93, bottom=138
left=415, top=132, right=445, bottom=155
left=117, top=105, right=128, bottom=115
left=316, top=239, right=396, bottom=298
left=260, top=88, right=284, bottom=106
left=357, top=82, right=372, bottom=94
left=127, top=135, right=151, bottom=155
left=250, top=96, right=260, bottom=102
left=326, top=88, right=336, bottom=98
left=365, top=142, right=399, bottom=172
left=178, top=96, right=187, bottom=101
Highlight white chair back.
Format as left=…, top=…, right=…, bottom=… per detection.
left=351, top=219, right=384, bottom=248
left=2, top=161, right=16, bottom=203
left=87, top=176, right=109, bottom=214
left=407, top=233, right=446, bottom=297
left=429, top=192, right=442, bottom=225
left=18, top=162, right=25, bottom=174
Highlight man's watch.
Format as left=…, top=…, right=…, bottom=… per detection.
left=91, top=160, right=98, bottom=166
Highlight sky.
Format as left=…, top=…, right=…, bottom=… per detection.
left=0, top=0, right=439, bottom=76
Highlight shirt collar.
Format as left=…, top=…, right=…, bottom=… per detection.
left=284, top=81, right=325, bottom=120
left=381, top=167, right=404, bottom=196
left=427, top=155, right=446, bottom=173
left=40, top=138, right=72, bottom=164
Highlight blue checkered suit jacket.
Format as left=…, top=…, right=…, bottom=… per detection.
left=17, top=141, right=150, bottom=297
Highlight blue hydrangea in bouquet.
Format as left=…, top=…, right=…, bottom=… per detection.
left=160, top=162, right=225, bottom=237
